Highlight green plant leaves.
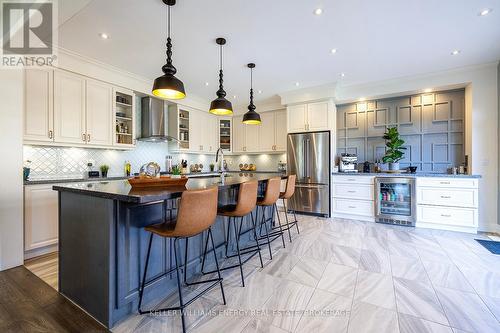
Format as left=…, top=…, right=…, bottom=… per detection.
left=382, top=127, right=406, bottom=163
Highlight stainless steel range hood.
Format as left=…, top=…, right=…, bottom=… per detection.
left=139, top=96, right=179, bottom=142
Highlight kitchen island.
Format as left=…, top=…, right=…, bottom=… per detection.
left=53, top=172, right=284, bottom=328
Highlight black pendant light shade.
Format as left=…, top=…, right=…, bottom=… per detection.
left=242, top=63, right=261, bottom=125
left=152, top=0, right=186, bottom=100
left=209, top=38, right=233, bottom=115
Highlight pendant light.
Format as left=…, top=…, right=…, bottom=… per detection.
left=209, top=38, right=233, bottom=115
left=152, top=0, right=186, bottom=100
left=242, top=63, right=261, bottom=125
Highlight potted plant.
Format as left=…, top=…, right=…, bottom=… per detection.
left=100, top=164, right=110, bottom=178
left=171, top=165, right=182, bottom=179
left=382, top=127, right=406, bottom=171
left=209, top=163, right=215, bottom=172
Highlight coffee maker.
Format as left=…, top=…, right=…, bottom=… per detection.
left=339, top=153, right=358, bottom=173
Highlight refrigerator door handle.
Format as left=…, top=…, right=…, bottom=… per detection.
left=306, top=138, right=311, bottom=178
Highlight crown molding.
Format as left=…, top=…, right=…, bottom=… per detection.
left=279, top=83, right=336, bottom=106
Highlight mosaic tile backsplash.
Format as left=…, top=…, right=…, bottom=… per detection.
left=23, top=142, right=286, bottom=180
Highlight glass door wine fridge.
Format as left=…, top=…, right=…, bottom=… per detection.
left=375, top=177, right=416, bottom=226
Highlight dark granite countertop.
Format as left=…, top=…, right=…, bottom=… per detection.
left=53, top=172, right=285, bottom=204
left=332, top=172, right=481, bottom=179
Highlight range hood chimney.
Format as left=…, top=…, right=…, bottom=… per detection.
left=138, top=96, right=179, bottom=143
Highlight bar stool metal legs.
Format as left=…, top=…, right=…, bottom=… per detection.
left=201, top=213, right=263, bottom=287
left=138, top=227, right=225, bottom=333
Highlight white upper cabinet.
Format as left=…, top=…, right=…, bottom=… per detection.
left=307, top=101, right=329, bottom=131
left=287, top=104, right=307, bottom=132
left=231, top=110, right=287, bottom=154
left=245, top=123, right=260, bottom=152
left=24, top=68, right=135, bottom=149
left=189, top=109, right=202, bottom=152
left=24, top=68, right=54, bottom=142
left=275, top=110, right=287, bottom=151
left=232, top=115, right=245, bottom=153
left=258, top=112, right=275, bottom=151
left=287, top=101, right=330, bottom=133
left=54, top=70, right=87, bottom=144
left=86, top=79, right=113, bottom=146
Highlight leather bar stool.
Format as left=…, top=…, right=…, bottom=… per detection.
left=138, top=186, right=225, bottom=333
left=255, top=177, right=286, bottom=259
left=201, top=180, right=263, bottom=287
left=277, top=174, right=300, bottom=242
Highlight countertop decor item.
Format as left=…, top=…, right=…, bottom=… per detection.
left=171, top=165, right=182, bottom=178
left=209, top=163, right=215, bottom=172
left=100, top=165, right=110, bottom=178
left=242, top=63, right=261, bottom=124
left=23, top=160, right=31, bottom=181
left=209, top=38, right=233, bottom=115
left=128, top=175, right=188, bottom=189
left=382, top=127, right=406, bottom=171
left=152, top=0, right=186, bottom=100
left=139, top=162, right=161, bottom=178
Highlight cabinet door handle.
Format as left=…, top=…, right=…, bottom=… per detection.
left=440, top=195, right=451, bottom=199
left=48, top=130, right=53, bottom=139
left=82, top=133, right=86, bottom=142
left=348, top=206, right=356, bottom=209
left=347, top=190, right=356, bottom=193
left=87, top=134, right=91, bottom=142
left=440, top=181, right=450, bottom=185
left=441, top=214, right=451, bottom=217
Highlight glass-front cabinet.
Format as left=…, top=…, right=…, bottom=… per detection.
left=375, top=177, right=416, bottom=226
left=218, top=118, right=231, bottom=152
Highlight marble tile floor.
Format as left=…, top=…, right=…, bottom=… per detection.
left=28, top=214, right=500, bottom=333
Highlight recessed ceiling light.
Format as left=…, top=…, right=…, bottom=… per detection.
left=451, top=49, right=461, bottom=55
left=330, top=48, right=337, bottom=54
left=314, top=8, right=323, bottom=15
left=233, top=95, right=237, bottom=99
left=258, top=90, right=263, bottom=94
left=99, top=33, right=109, bottom=39
left=479, top=8, right=492, bottom=16
left=295, top=82, right=300, bottom=87
left=424, top=88, right=433, bottom=93
left=340, top=73, right=345, bottom=77
left=205, top=82, right=209, bottom=86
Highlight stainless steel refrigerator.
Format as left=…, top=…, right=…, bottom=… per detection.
left=287, top=131, right=330, bottom=217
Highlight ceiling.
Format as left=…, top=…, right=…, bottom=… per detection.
left=58, top=0, right=500, bottom=106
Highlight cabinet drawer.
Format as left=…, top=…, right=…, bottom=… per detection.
left=417, top=205, right=477, bottom=227
left=334, top=183, right=374, bottom=200
left=417, top=177, right=478, bottom=189
left=417, top=187, right=478, bottom=208
left=333, top=175, right=375, bottom=185
left=334, top=198, right=374, bottom=217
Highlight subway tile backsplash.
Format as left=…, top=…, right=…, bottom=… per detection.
left=23, top=142, right=286, bottom=180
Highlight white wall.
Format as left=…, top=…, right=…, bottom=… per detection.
left=335, top=62, right=499, bottom=232
left=0, top=69, right=24, bottom=270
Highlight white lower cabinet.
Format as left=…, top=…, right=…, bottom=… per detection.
left=416, top=177, right=479, bottom=233
left=332, top=175, right=480, bottom=232
left=24, top=184, right=59, bottom=259
left=334, top=198, right=374, bottom=217
left=332, top=175, right=375, bottom=222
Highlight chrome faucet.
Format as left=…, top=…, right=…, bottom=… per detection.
left=215, top=148, right=225, bottom=173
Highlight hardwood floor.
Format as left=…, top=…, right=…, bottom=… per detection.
left=24, top=252, right=58, bottom=290
left=0, top=266, right=108, bottom=333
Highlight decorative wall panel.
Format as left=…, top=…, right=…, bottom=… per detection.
left=337, top=89, right=465, bottom=173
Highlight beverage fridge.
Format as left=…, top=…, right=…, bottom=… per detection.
left=375, top=177, right=416, bottom=226
left=287, top=131, right=330, bottom=217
